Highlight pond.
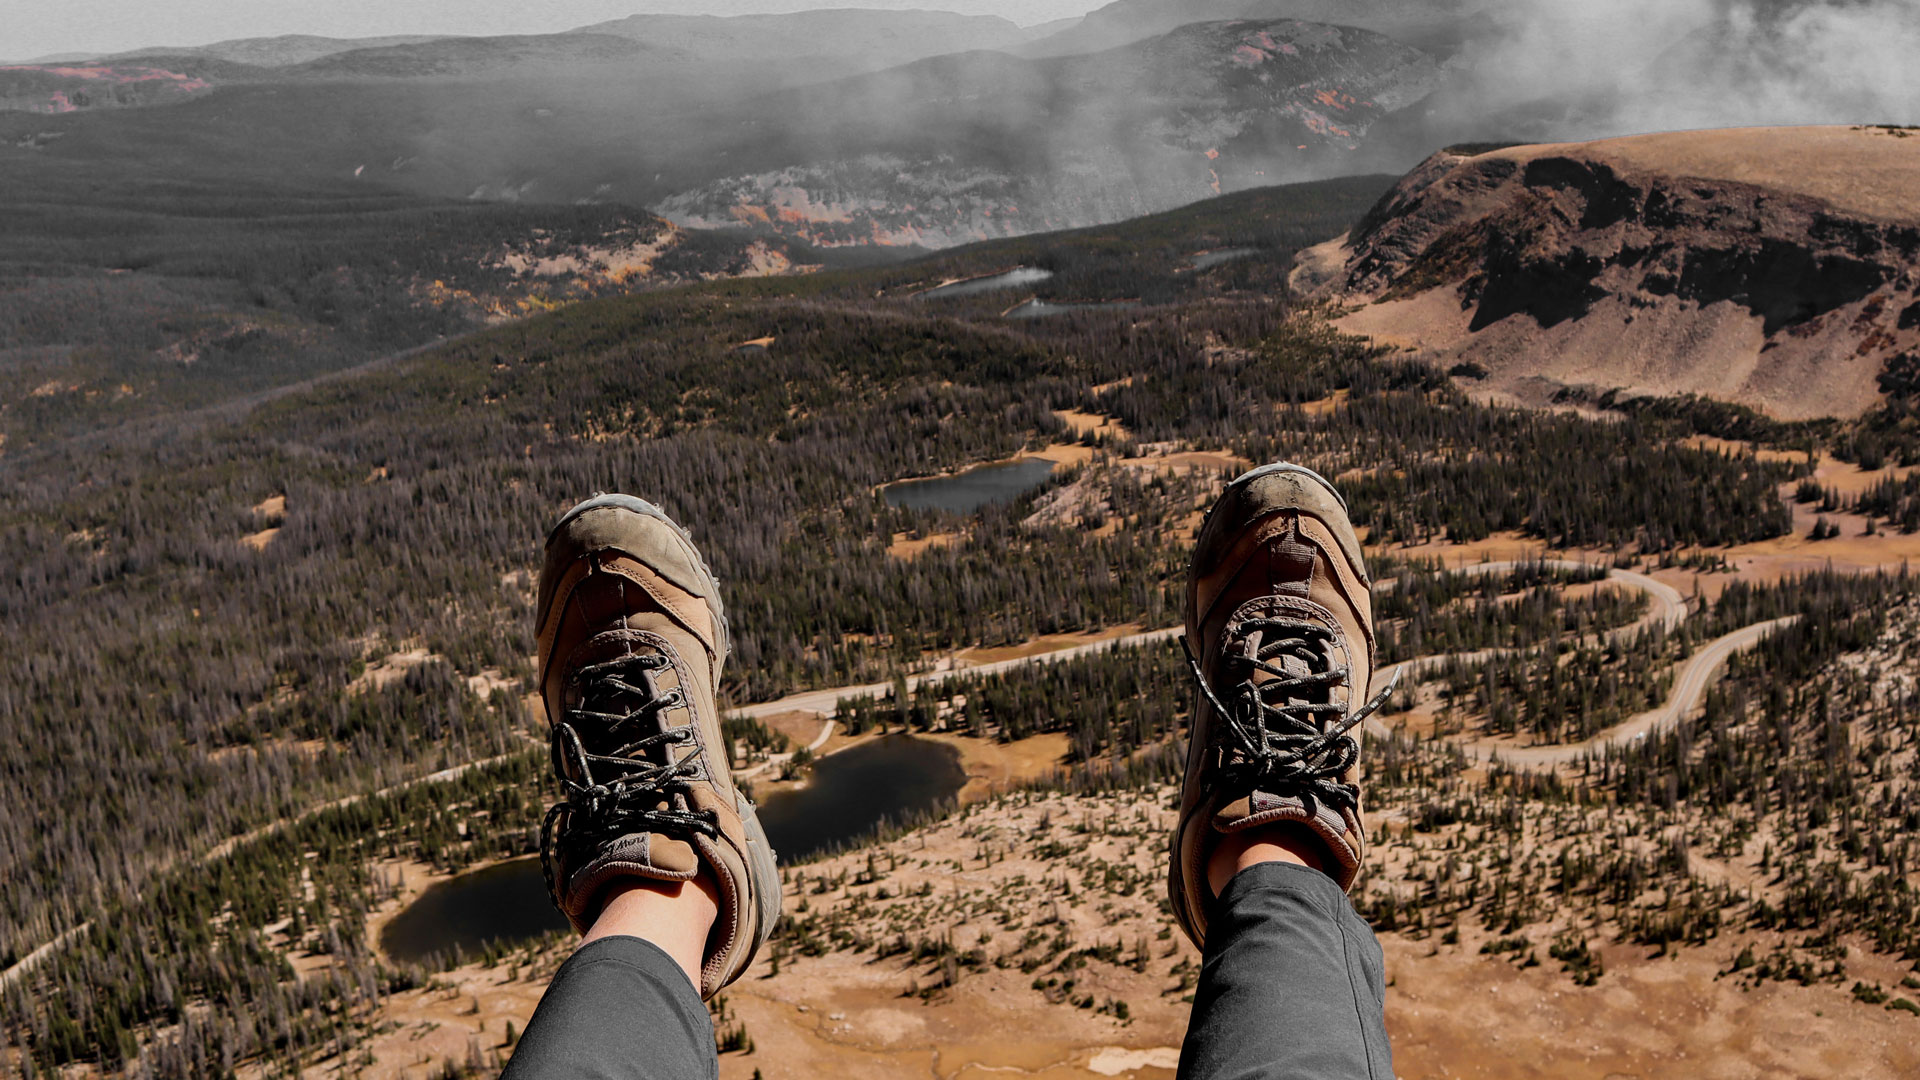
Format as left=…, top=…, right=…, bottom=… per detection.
left=915, top=266, right=1053, bottom=300
left=1002, top=298, right=1140, bottom=320
left=880, top=458, right=1055, bottom=514
left=379, top=857, right=569, bottom=966
left=378, top=735, right=966, bottom=966
left=757, top=733, right=967, bottom=860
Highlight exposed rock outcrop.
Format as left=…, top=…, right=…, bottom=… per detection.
left=1295, top=126, right=1920, bottom=420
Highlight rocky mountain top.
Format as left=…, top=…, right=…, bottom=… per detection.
left=1294, top=125, right=1920, bottom=420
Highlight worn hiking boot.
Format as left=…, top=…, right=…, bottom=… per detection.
left=534, top=494, right=779, bottom=999
left=1168, top=463, right=1394, bottom=948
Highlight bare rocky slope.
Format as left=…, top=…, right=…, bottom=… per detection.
left=1294, top=125, right=1920, bottom=420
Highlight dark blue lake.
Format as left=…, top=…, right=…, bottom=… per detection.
left=378, top=735, right=966, bottom=966
left=881, top=458, right=1056, bottom=514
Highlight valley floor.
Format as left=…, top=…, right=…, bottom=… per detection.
left=328, top=783, right=1920, bottom=1080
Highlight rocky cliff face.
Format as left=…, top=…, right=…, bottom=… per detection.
left=1296, top=126, right=1920, bottom=420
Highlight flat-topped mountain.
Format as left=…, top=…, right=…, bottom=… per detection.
left=1294, top=125, right=1920, bottom=420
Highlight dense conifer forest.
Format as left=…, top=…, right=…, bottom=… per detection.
left=4, top=170, right=1907, bottom=1075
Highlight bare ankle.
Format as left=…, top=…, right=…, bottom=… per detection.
left=581, top=873, right=720, bottom=989
left=1206, top=825, right=1331, bottom=896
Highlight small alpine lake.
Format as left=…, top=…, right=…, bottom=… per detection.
left=880, top=458, right=1056, bottom=514
left=377, top=734, right=966, bottom=966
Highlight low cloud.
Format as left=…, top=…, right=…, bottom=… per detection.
left=1420, top=0, right=1920, bottom=143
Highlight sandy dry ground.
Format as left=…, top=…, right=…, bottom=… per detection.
left=248, top=421, right=1920, bottom=1079
left=1305, top=126, right=1920, bottom=423
left=887, top=530, right=962, bottom=560
left=332, top=788, right=1920, bottom=1080
left=1547, top=125, right=1920, bottom=225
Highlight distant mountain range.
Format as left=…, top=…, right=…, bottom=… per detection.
left=12, top=8, right=1064, bottom=76
left=658, top=19, right=1439, bottom=246
left=1018, top=0, right=1487, bottom=57
left=568, top=9, right=1062, bottom=69
left=3, top=0, right=1912, bottom=249
left=0, top=8, right=1444, bottom=247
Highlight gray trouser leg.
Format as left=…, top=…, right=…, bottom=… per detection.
left=500, top=936, right=717, bottom=1080
left=1179, top=862, right=1394, bottom=1080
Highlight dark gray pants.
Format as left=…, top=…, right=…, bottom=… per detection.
left=501, top=862, right=1391, bottom=1080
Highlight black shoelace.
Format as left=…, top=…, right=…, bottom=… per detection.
left=1183, top=617, right=1397, bottom=819
left=540, top=651, right=719, bottom=902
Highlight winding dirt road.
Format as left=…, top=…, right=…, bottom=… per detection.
left=0, top=561, right=1786, bottom=991
left=0, top=743, right=536, bottom=992
left=1358, top=560, right=1792, bottom=766
left=1444, top=615, right=1798, bottom=769
left=732, top=558, right=1783, bottom=775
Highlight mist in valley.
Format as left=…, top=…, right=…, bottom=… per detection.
left=394, top=0, right=1920, bottom=244
left=5, top=0, right=1916, bottom=253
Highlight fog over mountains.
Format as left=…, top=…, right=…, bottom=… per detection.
left=2, top=0, right=1915, bottom=248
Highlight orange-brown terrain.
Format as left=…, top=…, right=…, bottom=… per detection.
left=15, top=91, right=1920, bottom=1080
left=1294, top=125, right=1920, bottom=420
left=340, top=755, right=1920, bottom=1080
left=293, top=432, right=1920, bottom=1080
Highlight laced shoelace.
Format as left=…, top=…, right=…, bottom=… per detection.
left=541, top=651, right=720, bottom=902
left=1183, top=617, right=1397, bottom=818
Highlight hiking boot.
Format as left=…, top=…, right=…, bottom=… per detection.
left=534, top=494, right=779, bottom=999
left=1168, top=463, right=1394, bottom=948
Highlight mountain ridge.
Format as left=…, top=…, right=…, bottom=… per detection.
left=1294, top=125, right=1920, bottom=420
left=656, top=18, right=1441, bottom=246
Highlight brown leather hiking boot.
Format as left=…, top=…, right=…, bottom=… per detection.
left=1168, top=463, right=1394, bottom=948
left=535, top=494, right=779, bottom=999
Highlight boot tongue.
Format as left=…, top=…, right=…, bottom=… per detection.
left=1210, top=621, right=1343, bottom=837
left=560, top=631, right=704, bottom=881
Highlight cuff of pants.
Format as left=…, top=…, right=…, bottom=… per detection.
left=501, top=936, right=717, bottom=1080
left=1178, top=862, right=1393, bottom=1080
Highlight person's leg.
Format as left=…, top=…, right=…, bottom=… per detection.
left=1168, top=463, right=1397, bottom=1080
left=502, top=494, right=784, bottom=1078
left=500, top=879, right=720, bottom=1080
left=1176, top=831, right=1392, bottom=1080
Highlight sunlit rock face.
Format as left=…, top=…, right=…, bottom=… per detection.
left=1296, top=127, right=1920, bottom=421
left=656, top=20, right=1441, bottom=249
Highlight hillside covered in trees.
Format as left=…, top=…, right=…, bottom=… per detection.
left=5, top=164, right=1912, bottom=1076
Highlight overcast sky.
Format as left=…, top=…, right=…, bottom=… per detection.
left=3, top=0, right=1102, bottom=62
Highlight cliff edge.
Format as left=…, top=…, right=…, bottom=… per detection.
left=1293, top=125, right=1920, bottom=420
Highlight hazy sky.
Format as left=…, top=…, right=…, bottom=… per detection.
left=3, top=0, right=1102, bottom=62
